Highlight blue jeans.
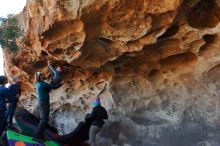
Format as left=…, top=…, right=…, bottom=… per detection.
left=6, top=102, right=17, bottom=126
left=34, top=103, right=50, bottom=138
left=0, top=110, right=7, bottom=136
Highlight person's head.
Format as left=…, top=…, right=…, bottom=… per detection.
left=35, top=72, right=44, bottom=82
left=12, top=76, right=20, bottom=84
left=92, top=97, right=101, bottom=107
left=56, top=66, right=64, bottom=72
left=0, top=76, right=8, bottom=85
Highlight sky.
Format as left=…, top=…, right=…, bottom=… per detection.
left=0, top=0, right=27, bottom=17
left=0, top=0, right=26, bottom=75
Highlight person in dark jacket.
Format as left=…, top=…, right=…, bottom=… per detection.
left=48, top=62, right=64, bottom=86
left=86, top=88, right=108, bottom=146
left=0, top=76, right=13, bottom=136
left=33, top=72, right=62, bottom=142
left=6, top=76, right=21, bottom=129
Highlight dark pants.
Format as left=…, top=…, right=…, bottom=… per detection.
left=34, top=103, right=50, bottom=138
left=6, top=102, right=17, bottom=126
left=0, top=110, right=7, bottom=136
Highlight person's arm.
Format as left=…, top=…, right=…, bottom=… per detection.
left=51, top=83, right=62, bottom=89
left=5, top=88, right=13, bottom=103
left=85, top=108, right=97, bottom=121
left=45, top=82, right=62, bottom=90
left=48, top=64, right=57, bottom=74
left=17, top=84, right=21, bottom=97
left=8, top=84, right=12, bottom=91
left=90, top=108, right=97, bottom=119
left=90, top=108, right=97, bottom=118
left=9, top=84, right=21, bottom=98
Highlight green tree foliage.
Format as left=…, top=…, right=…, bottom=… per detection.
left=0, top=17, right=22, bottom=52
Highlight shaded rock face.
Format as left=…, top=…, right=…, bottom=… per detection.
left=4, top=0, right=220, bottom=145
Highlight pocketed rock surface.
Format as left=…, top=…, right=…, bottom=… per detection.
left=4, top=0, right=220, bottom=145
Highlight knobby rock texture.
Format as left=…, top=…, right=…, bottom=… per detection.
left=4, top=0, right=220, bottom=145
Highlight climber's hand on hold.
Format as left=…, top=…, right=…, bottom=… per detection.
left=47, top=61, right=52, bottom=67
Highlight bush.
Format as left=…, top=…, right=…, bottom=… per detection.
left=0, top=17, right=23, bottom=52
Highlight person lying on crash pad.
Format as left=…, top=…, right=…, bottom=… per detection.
left=52, top=114, right=92, bottom=145
left=53, top=84, right=108, bottom=146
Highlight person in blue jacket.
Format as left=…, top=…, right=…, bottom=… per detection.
left=0, top=76, right=13, bottom=136
left=6, top=76, right=21, bottom=129
left=33, top=72, right=62, bottom=142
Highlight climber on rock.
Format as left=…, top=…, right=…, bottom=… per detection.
left=47, top=61, right=64, bottom=86
left=85, top=85, right=108, bottom=146
left=6, top=76, right=21, bottom=129
left=0, top=76, right=13, bottom=136
left=33, top=72, right=63, bottom=143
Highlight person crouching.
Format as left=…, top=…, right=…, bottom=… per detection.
left=86, top=97, right=108, bottom=146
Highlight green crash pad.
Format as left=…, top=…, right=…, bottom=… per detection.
left=6, top=130, right=60, bottom=146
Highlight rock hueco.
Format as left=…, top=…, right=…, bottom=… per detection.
left=4, top=0, right=220, bottom=145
